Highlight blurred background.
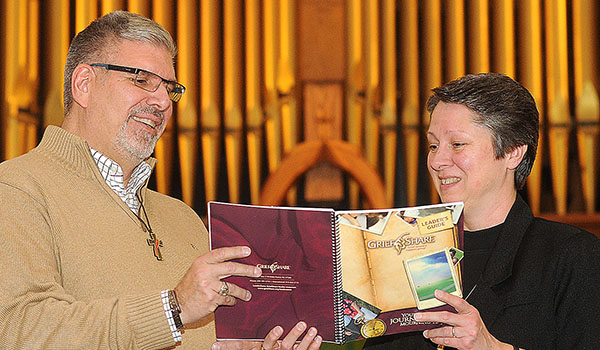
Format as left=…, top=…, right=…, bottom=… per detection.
left=1, top=0, right=599, bottom=236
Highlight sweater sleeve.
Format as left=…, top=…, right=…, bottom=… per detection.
left=0, top=182, right=176, bottom=350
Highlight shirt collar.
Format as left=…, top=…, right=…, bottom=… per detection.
left=90, top=148, right=152, bottom=213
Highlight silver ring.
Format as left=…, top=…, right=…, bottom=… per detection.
left=218, top=281, right=230, bottom=296
left=451, top=326, right=456, bottom=338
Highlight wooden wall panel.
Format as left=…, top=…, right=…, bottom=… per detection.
left=0, top=0, right=598, bottom=232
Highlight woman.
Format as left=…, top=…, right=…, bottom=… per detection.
left=364, top=73, right=600, bottom=349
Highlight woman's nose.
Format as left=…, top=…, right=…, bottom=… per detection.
left=428, top=145, right=452, bottom=171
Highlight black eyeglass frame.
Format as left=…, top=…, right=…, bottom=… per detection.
left=90, top=63, right=186, bottom=102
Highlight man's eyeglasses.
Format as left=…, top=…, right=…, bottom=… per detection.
left=90, top=63, right=186, bottom=102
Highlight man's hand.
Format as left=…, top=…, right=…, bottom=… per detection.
left=174, top=246, right=261, bottom=325
left=212, top=322, right=322, bottom=350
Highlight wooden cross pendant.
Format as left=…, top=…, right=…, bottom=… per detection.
left=147, top=232, right=164, bottom=261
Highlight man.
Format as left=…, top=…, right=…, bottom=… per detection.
left=0, top=11, right=321, bottom=350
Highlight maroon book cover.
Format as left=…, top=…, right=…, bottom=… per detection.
left=209, top=202, right=339, bottom=342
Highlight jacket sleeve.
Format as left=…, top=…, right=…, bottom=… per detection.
left=0, top=182, right=176, bottom=350
left=554, top=229, right=600, bottom=349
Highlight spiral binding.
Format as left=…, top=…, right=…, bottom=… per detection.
left=332, top=212, right=345, bottom=344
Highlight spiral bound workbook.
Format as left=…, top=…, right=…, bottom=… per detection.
left=209, top=201, right=464, bottom=345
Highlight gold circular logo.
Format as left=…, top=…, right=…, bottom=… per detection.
left=360, top=318, right=387, bottom=338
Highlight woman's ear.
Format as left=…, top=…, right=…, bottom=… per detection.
left=507, top=144, right=528, bottom=170
left=71, top=64, right=94, bottom=108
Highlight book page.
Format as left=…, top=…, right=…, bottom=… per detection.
left=209, top=202, right=338, bottom=342
left=366, top=211, right=456, bottom=311
left=338, top=205, right=462, bottom=313
left=339, top=224, right=376, bottom=306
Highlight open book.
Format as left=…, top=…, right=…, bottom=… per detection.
left=209, top=201, right=464, bottom=344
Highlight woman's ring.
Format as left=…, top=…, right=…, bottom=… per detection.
left=218, top=281, right=230, bottom=296
left=451, top=326, right=456, bottom=338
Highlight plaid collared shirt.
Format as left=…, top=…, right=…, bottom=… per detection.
left=90, top=148, right=182, bottom=343
left=90, top=148, right=152, bottom=213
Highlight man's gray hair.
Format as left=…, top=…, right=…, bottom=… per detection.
left=63, top=10, right=177, bottom=115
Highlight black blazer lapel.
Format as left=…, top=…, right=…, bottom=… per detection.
left=466, top=195, right=533, bottom=326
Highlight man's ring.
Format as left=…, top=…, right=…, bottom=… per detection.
left=218, top=281, right=230, bottom=296
left=451, top=326, right=456, bottom=338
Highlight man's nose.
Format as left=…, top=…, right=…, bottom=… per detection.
left=147, top=84, right=172, bottom=110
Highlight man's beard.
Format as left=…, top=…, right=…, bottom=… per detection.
left=114, top=106, right=165, bottom=162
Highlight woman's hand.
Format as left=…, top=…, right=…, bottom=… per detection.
left=212, top=322, right=322, bottom=350
left=415, top=290, right=513, bottom=350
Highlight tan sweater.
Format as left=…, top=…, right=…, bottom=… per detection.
left=0, top=126, right=215, bottom=349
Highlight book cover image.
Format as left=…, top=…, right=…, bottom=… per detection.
left=341, top=291, right=381, bottom=342
left=209, top=202, right=464, bottom=344
left=337, top=204, right=463, bottom=340
left=404, top=248, right=462, bottom=310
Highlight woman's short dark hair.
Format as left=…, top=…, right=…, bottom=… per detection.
left=426, top=73, right=539, bottom=190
